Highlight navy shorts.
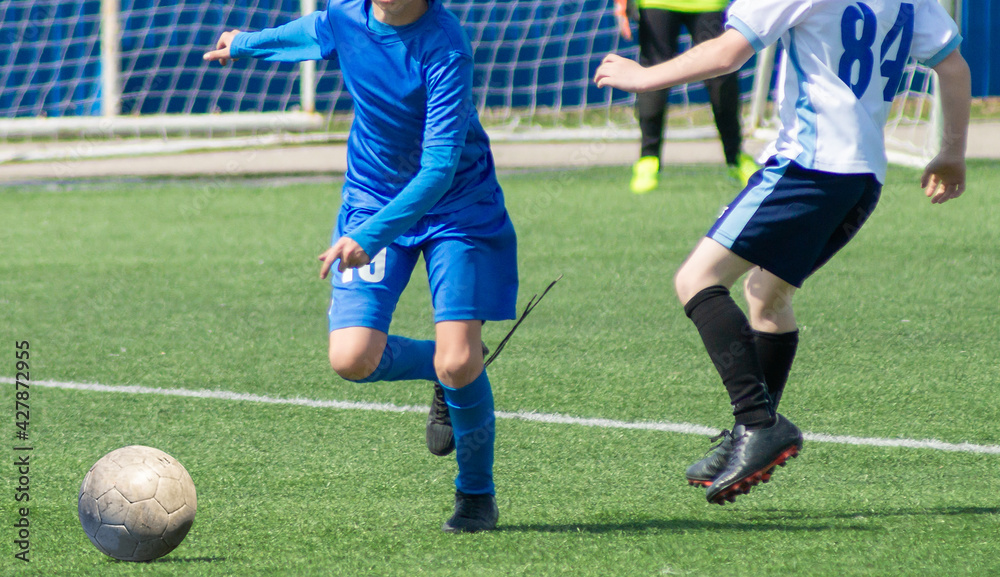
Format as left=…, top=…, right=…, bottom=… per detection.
left=328, top=189, right=519, bottom=333
left=708, top=156, right=882, bottom=287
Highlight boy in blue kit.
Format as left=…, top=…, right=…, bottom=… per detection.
left=204, top=0, right=516, bottom=532
left=596, top=0, right=970, bottom=504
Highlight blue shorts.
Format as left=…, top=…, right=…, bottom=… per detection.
left=708, top=156, right=882, bottom=287
left=328, top=190, right=518, bottom=333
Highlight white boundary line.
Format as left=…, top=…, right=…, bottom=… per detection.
left=6, top=377, right=1000, bottom=455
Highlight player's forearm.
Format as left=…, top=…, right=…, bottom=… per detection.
left=348, top=146, right=462, bottom=257
left=230, top=11, right=324, bottom=62
left=640, top=29, right=754, bottom=91
left=932, top=50, right=971, bottom=158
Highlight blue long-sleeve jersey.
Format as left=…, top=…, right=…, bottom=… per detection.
left=229, top=0, right=500, bottom=257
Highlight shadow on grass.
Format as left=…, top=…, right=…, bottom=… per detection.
left=754, top=506, right=1000, bottom=521
left=108, top=556, right=226, bottom=564
left=504, top=507, right=1000, bottom=534
left=499, top=518, right=846, bottom=534
left=153, top=556, right=227, bottom=563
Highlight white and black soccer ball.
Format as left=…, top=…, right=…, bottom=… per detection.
left=78, top=445, right=197, bottom=561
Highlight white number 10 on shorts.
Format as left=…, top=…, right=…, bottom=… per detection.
left=342, top=248, right=388, bottom=283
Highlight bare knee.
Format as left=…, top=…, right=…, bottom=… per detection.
left=329, top=348, right=380, bottom=381
left=674, top=239, right=750, bottom=305
left=744, top=274, right=797, bottom=333
left=433, top=320, right=484, bottom=388
left=434, top=347, right=482, bottom=388
left=329, top=358, right=375, bottom=382
left=674, top=267, right=700, bottom=305
left=328, top=330, right=385, bottom=381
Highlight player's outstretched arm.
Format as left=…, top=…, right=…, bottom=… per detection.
left=921, top=49, right=971, bottom=204
left=203, top=11, right=330, bottom=65
left=594, top=28, right=754, bottom=93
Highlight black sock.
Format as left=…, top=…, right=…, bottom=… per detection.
left=684, top=286, right=774, bottom=429
left=753, top=330, right=799, bottom=410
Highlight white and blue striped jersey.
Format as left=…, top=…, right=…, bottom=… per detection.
left=727, top=0, right=961, bottom=183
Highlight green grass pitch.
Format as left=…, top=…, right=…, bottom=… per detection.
left=2, top=160, right=999, bottom=576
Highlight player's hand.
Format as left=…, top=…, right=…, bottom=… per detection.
left=202, top=30, right=242, bottom=66
left=318, top=237, right=371, bottom=279
left=920, top=153, right=966, bottom=204
left=594, top=54, right=646, bottom=92
left=613, top=0, right=633, bottom=41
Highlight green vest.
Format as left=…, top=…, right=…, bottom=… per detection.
left=638, top=0, right=730, bottom=13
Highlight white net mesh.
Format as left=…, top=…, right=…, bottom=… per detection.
left=884, top=60, right=939, bottom=165
left=0, top=2, right=746, bottom=133
left=118, top=2, right=303, bottom=116
left=0, top=1, right=102, bottom=118
left=0, top=0, right=935, bottom=164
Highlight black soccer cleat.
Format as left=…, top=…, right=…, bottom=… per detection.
left=686, top=427, right=739, bottom=487
left=426, top=342, right=490, bottom=457
left=442, top=490, right=499, bottom=533
left=705, top=413, right=802, bottom=505
left=426, top=382, right=455, bottom=457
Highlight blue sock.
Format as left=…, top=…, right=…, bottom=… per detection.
left=441, top=370, right=495, bottom=495
left=353, top=336, right=437, bottom=383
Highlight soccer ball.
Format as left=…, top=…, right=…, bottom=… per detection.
left=78, top=445, right=197, bottom=561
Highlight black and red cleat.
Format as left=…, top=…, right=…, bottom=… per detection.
left=686, top=427, right=739, bottom=488
left=705, top=414, right=802, bottom=505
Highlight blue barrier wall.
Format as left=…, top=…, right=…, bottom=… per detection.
left=962, top=0, right=999, bottom=97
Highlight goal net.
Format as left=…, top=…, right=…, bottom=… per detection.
left=0, top=0, right=949, bottom=166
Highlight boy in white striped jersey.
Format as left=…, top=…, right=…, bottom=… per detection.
left=596, top=0, right=970, bottom=504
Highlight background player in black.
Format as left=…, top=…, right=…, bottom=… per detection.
left=615, top=0, right=758, bottom=193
